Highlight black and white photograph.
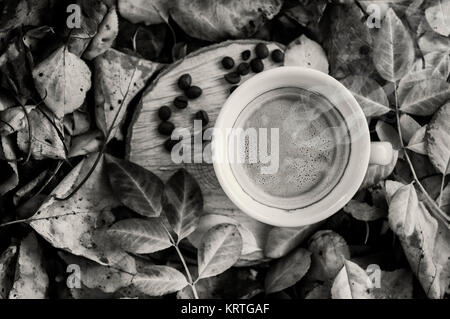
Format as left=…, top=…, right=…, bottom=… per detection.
left=0, top=0, right=448, bottom=310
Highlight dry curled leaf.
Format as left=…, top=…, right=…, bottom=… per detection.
left=197, top=224, right=242, bottom=280
left=33, top=46, right=91, bottom=119
left=265, top=247, right=311, bottom=294
left=373, top=8, right=415, bottom=82
left=426, top=101, right=450, bottom=174
left=105, top=155, right=164, bottom=217
left=284, top=35, right=329, bottom=73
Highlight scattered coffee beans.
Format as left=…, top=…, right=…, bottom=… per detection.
left=221, top=56, right=235, bottom=69
left=158, top=106, right=171, bottom=121
left=271, top=49, right=284, bottom=63
left=194, top=110, right=209, bottom=125
left=250, top=59, right=264, bottom=73
left=177, top=74, right=192, bottom=90
left=224, top=72, right=241, bottom=84
left=255, top=43, right=269, bottom=59
left=158, top=121, right=175, bottom=135
left=186, top=86, right=202, bottom=99
left=237, top=62, right=250, bottom=76
left=241, top=50, right=251, bottom=61
left=174, top=95, right=188, bottom=109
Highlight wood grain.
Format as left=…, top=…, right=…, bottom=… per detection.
left=127, top=40, right=284, bottom=255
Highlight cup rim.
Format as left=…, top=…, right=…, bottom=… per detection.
left=212, top=66, right=370, bottom=227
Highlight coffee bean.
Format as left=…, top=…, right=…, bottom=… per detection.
left=229, top=85, right=238, bottom=94
left=255, top=43, right=269, bottom=59
left=186, top=86, right=202, bottom=99
left=194, top=110, right=209, bottom=125
left=158, top=121, right=175, bottom=135
left=250, top=59, right=264, bottom=73
left=164, top=138, right=180, bottom=152
left=271, top=49, right=284, bottom=63
left=173, top=96, right=188, bottom=109
left=241, top=50, right=251, bottom=61
left=158, top=106, right=171, bottom=121
left=237, top=62, right=250, bottom=76
left=177, top=74, right=192, bottom=90
left=221, top=56, right=235, bottom=69
left=224, top=72, right=241, bottom=84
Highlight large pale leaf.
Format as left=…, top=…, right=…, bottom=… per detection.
left=388, top=184, right=450, bottom=298
left=307, top=230, right=350, bottom=281
left=373, top=8, right=415, bottom=82
left=331, top=260, right=374, bottom=299
left=265, top=248, right=311, bottom=294
left=197, top=224, right=242, bottom=280
left=284, top=35, right=329, bottom=73
left=105, top=155, right=164, bottom=217
left=94, top=49, right=162, bottom=142
left=425, top=0, right=450, bottom=37
left=340, top=76, right=390, bottom=118
left=171, top=0, right=282, bottom=41
left=0, top=245, right=17, bottom=299
left=426, top=101, right=450, bottom=174
left=132, top=265, right=188, bottom=296
left=32, top=46, right=91, bottom=119
left=30, top=154, right=131, bottom=268
left=264, top=223, right=320, bottom=259
left=107, top=218, right=172, bottom=254
left=9, top=232, right=48, bottom=299
left=163, top=169, right=203, bottom=242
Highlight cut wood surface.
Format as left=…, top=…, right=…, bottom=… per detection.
left=127, top=40, right=284, bottom=228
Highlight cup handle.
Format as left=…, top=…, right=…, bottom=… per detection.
left=369, top=141, right=393, bottom=166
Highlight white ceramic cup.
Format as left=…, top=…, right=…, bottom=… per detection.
left=212, top=66, right=393, bottom=227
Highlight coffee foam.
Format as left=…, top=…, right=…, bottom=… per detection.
left=231, top=87, right=351, bottom=209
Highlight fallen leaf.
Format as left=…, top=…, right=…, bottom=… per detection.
left=118, top=0, right=169, bottom=25
left=424, top=0, right=450, bottom=37
left=0, top=245, right=17, bottom=299
left=399, top=114, right=421, bottom=144
left=343, top=200, right=387, bottom=222
left=284, top=35, right=328, bottom=73
left=0, top=105, right=35, bottom=136
left=417, top=17, right=450, bottom=54
left=284, top=0, right=328, bottom=27
left=9, top=232, right=48, bottom=299
left=406, top=125, right=427, bottom=155
left=264, top=223, right=320, bottom=259
left=107, top=218, right=172, bottom=254
left=197, top=224, right=242, bottom=280
left=171, top=0, right=283, bottom=41
left=426, top=101, right=450, bottom=174
left=265, top=247, right=311, bottom=294
left=388, top=184, right=449, bottom=298
left=94, top=49, right=162, bottom=142
left=68, top=130, right=103, bottom=158
left=64, top=107, right=91, bottom=137
left=0, top=0, right=54, bottom=32
left=33, top=46, right=91, bottom=119
left=132, top=265, right=188, bottom=296
left=360, top=150, right=399, bottom=189
left=331, top=260, right=374, bottom=299
left=17, top=108, right=66, bottom=160
left=163, top=169, right=203, bottom=242
left=105, top=155, right=164, bottom=217
left=307, top=230, right=350, bottom=281
left=371, top=269, right=413, bottom=299
left=340, top=76, right=390, bottom=118
left=373, top=8, right=415, bottom=82
left=0, top=135, right=18, bottom=195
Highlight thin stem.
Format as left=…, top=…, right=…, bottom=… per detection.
left=393, top=83, right=450, bottom=227
left=0, top=211, right=91, bottom=229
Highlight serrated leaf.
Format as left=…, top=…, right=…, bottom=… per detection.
left=340, top=76, right=390, bottom=118
left=373, top=8, right=415, bottom=81
left=105, top=155, right=164, bottom=217
left=331, top=260, right=374, bottom=299
left=163, top=169, right=203, bottom=241
left=94, top=49, right=162, bottom=142
left=197, top=224, right=242, bottom=280
left=406, top=125, right=427, bottom=155
left=132, top=265, right=188, bottom=296
left=264, top=223, right=320, bottom=259
left=265, top=248, right=311, bottom=294
left=425, top=0, right=450, bottom=37
left=284, top=35, right=329, bottom=73
left=343, top=200, right=387, bottom=221
left=33, top=46, right=91, bottom=119
left=426, top=101, right=450, bottom=174
left=107, top=218, right=172, bottom=254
